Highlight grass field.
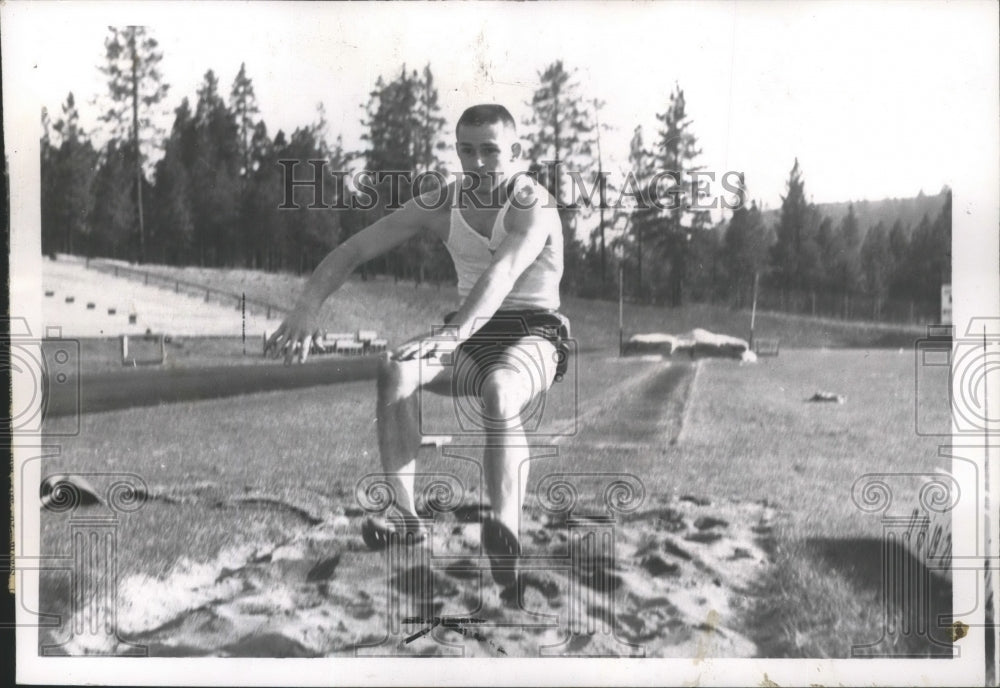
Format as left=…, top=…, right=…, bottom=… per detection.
left=683, top=351, right=952, bottom=656
left=41, top=349, right=945, bottom=537
left=38, top=340, right=952, bottom=656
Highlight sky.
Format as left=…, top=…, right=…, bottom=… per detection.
left=8, top=0, right=998, bottom=211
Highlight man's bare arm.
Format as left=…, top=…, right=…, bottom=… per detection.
left=267, top=194, right=434, bottom=362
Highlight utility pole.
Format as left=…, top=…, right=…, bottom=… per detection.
left=129, top=30, right=145, bottom=264
left=618, top=264, right=624, bottom=357
left=594, top=98, right=607, bottom=286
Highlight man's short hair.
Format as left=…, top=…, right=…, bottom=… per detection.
left=456, top=104, right=516, bottom=136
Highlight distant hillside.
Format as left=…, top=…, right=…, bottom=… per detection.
left=759, top=189, right=949, bottom=237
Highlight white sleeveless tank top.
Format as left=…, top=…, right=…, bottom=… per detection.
left=443, top=195, right=562, bottom=311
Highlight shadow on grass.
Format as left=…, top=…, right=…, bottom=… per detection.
left=744, top=535, right=953, bottom=658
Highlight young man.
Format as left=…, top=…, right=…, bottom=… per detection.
left=266, top=104, right=567, bottom=587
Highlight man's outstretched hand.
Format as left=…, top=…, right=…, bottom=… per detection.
left=265, top=303, right=321, bottom=365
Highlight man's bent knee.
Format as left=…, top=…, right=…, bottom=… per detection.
left=480, top=372, right=532, bottom=423
left=377, top=354, right=420, bottom=402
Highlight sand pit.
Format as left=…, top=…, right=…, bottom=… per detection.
left=45, top=488, right=778, bottom=658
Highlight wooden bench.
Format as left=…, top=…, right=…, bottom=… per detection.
left=752, top=338, right=781, bottom=357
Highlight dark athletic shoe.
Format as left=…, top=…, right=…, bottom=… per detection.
left=361, top=515, right=427, bottom=551
left=481, top=516, right=520, bottom=588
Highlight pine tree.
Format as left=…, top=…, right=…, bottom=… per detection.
left=620, top=125, right=657, bottom=299
left=361, top=67, right=421, bottom=174
left=591, top=98, right=613, bottom=285
left=274, top=104, right=346, bottom=274
left=832, top=203, right=863, bottom=294
left=932, top=189, right=952, bottom=288
left=523, top=60, right=597, bottom=208
left=90, top=141, right=138, bottom=258
left=360, top=68, right=414, bottom=280
left=414, top=64, right=448, bottom=175
left=304, top=105, right=348, bottom=268
left=229, top=63, right=260, bottom=183
left=189, top=70, right=241, bottom=266
left=40, top=107, right=59, bottom=256
left=686, top=224, right=725, bottom=303
left=359, top=65, right=449, bottom=282
left=649, top=84, right=711, bottom=306
left=264, top=129, right=292, bottom=270
left=772, top=159, right=810, bottom=289
left=723, top=182, right=771, bottom=308
left=244, top=121, right=280, bottom=269
left=887, top=218, right=910, bottom=299
left=803, top=209, right=828, bottom=302
left=150, top=98, right=197, bottom=263
left=47, top=94, right=99, bottom=256
left=903, top=214, right=935, bottom=302
left=860, top=220, right=893, bottom=311
left=895, top=190, right=951, bottom=310
left=522, top=61, right=600, bottom=295
left=410, top=65, right=450, bottom=285
left=99, top=26, right=169, bottom=262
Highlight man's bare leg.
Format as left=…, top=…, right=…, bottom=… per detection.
left=375, top=352, right=451, bottom=532
left=480, top=374, right=532, bottom=535
left=478, top=337, right=558, bottom=536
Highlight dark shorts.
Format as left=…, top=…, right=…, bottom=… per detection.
left=443, top=309, right=572, bottom=393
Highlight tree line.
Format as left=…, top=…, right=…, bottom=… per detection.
left=41, top=27, right=949, bottom=320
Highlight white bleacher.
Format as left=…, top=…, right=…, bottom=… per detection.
left=334, top=339, right=364, bottom=355
left=260, top=330, right=386, bottom=357
left=42, top=255, right=284, bottom=337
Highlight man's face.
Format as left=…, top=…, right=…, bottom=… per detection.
left=455, top=122, right=520, bottom=189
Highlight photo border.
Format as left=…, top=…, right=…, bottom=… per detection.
left=6, top=1, right=998, bottom=685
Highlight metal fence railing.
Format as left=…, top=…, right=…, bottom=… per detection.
left=575, top=280, right=938, bottom=326
left=749, top=286, right=939, bottom=325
